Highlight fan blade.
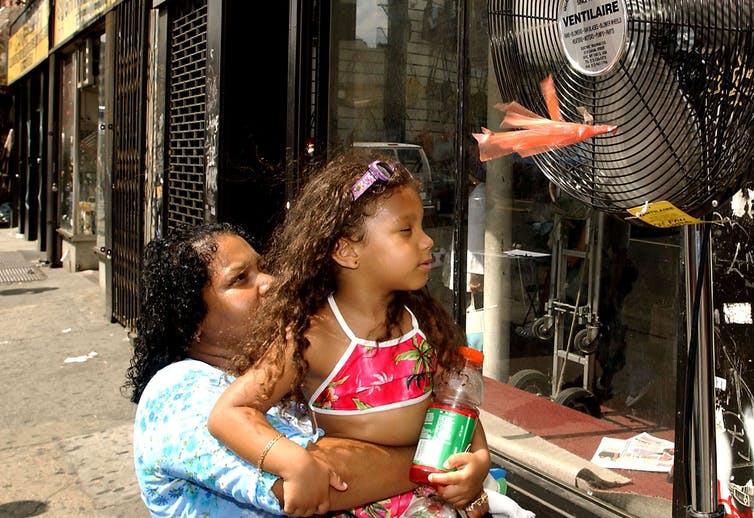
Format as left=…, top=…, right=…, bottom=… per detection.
left=588, top=45, right=702, bottom=209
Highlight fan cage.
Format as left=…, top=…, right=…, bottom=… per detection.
left=488, top=1, right=754, bottom=217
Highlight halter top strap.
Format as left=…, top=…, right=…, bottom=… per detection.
left=327, top=293, right=419, bottom=343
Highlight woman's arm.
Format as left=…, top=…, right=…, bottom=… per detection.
left=271, top=437, right=417, bottom=510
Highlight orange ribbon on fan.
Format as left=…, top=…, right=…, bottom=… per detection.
left=473, top=75, right=618, bottom=161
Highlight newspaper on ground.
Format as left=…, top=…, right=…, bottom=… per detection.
left=591, top=432, right=674, bottom=472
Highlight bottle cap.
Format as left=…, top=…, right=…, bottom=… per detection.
left=490, top=467, right=508, bottom=495
left=490, top=467, right=507, bottom=479
left=458, top=346, right=484, bottom=365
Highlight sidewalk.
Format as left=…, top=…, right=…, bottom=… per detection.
left=0, top=228, right=148, bottom=517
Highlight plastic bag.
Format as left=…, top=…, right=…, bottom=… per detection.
left=473, top=75, right=617, bottom=161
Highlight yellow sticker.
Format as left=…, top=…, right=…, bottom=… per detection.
left=626, top=201, right=701, bottom=228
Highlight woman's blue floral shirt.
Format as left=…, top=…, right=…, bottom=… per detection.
left=133, top=359, right=321, bottom=517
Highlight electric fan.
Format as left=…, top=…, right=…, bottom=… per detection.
left=487, top=1, right=754, bottom=216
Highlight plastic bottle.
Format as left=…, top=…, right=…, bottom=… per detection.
left=403, top=487, right=457, bottom=518
left=409, top=346, right=484, bottom=486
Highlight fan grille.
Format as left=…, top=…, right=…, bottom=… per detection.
left=488, top=1, right=754, bottom=216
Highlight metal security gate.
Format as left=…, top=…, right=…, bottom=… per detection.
left=111, top=0, right=149, bottom=329
left=165, top=0, right=207, bottom=231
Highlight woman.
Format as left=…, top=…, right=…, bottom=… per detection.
left=125, top=222, right=415, bottom=517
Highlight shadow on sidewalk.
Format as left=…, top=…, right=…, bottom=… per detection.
left=0, top=286, right=58, bottom=296
left=0, top=500, right=48, bottom=517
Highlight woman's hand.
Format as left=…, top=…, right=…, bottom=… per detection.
left=280, top=454, right=347, bottom=516
left=426, top=447, right=491, bottom=508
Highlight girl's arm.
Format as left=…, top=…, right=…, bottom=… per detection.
left=208, top=349, right=346, bottom=516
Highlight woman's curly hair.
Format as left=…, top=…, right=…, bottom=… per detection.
left=125, top=222, right=251, bottom=403
left=233, top=150, right=466, bottom=402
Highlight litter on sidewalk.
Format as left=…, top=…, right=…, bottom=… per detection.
left=64, top=351, right=99, bottom=363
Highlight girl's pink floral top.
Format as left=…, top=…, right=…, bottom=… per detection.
left=308, top=295, right=437, bottom=415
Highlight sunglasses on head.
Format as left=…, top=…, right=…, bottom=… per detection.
left=351, top=161, right=396, bottom=200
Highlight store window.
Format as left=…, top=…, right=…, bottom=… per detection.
left=459, top=0, right=680, bottom=514
left=327, top=0, right=459, bottom=312
left=95, top=33, right=107, bottom=251
left=77, top=40, right=99, bottom=237
left=59, top=54, right=75, bottom=234
left=57, top=39, right=100, bottom=238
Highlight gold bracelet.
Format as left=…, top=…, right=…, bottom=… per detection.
left=257, top=432, right=285, bottom=471
left=465, top=491, right=489, bottom=512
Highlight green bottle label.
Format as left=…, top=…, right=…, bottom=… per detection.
left=412, top=405, right=477, bottom=470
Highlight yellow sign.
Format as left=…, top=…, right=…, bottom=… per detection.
left=626, top=200, right=702, bottom=228
left=7, top=1, right=50, bottom=85
left=54, top=0, right=120, bottom=46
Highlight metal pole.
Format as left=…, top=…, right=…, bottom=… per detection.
left=683, top=224, right=723, bottom=518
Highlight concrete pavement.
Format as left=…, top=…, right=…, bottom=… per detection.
left=0, top=227, right=148, bottom=518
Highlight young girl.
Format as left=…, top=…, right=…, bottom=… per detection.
left=208, top=152, right=491, bottom=517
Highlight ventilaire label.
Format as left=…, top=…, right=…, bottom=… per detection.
left=558, top=0, right=628, bottom=76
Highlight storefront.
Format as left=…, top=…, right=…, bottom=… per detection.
left=7, top=0, right=49, bottom=246
left=9, top=0, right=150, bottom=328
left=8, top=0, right=120, bottom=272
left=53, top=38, right=102, bottom=271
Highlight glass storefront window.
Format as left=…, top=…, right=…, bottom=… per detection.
left=325, top=0, right=682, bottom=514
left=460, top=0, right=680, bottom=513
left=475, top=160, right=682, bottom=412
left=328, top=0, right=459, bottom=313
left=78, top=57, right=98, bottom=236
left=95, top=33, right=107, bottom=249
left=59, top=54, right=75, bottom=234
left=58, top=40, right=100, bottom=237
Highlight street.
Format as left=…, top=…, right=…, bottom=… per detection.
left=0, top=228, right=148, bottom=518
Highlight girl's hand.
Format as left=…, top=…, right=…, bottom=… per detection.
left=281, top=456, right=347, bottom=515
left=426, top=448, right=490, bottom=508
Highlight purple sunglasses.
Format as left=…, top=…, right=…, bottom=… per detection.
left=351, top=161, right=396, bottom=200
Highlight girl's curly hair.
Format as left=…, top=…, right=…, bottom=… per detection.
left=125, top=222, right=251, bottom=403
left=233, top=150, right=466, bottom=402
